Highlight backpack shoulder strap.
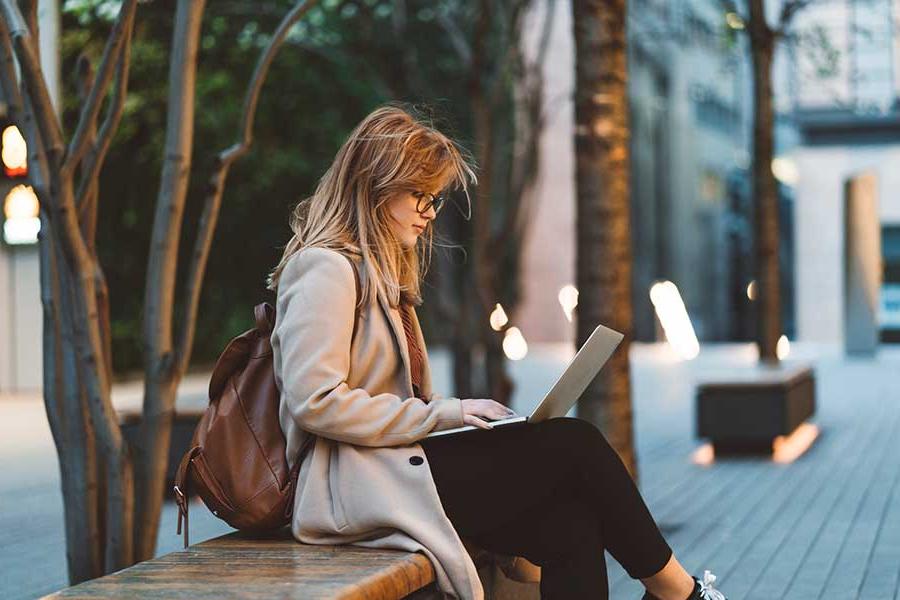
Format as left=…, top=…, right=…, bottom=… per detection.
left=343, top=253, right=362, bottom=343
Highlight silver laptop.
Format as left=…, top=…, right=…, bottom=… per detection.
left=424, top=323, right=624, bottom=438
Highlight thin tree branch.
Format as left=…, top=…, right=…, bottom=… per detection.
left=70, top=42, right=121, bottom=391
left=173, top=0, right=320, bottom=375
left=19, top=0, right=37, bottom=43
left=62, top=0, right=138, bottom=180
left=73, top=52, right=98, bottom=234
left=779, top=0, right=813, bottom=30
left=75, top=20, right=134, bottom=220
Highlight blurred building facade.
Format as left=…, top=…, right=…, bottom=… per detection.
left=790, top=0, right=900, bottom=349
left=519, top=0, right=790, bottom=345
left=519, top=0, right=900, bottom=350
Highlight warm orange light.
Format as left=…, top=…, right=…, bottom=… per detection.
left=502, top=327, right=528, bottom=361
left=692, top=443, right=715, bottom=466
left=2, top=184, right=40, bottom=245
left=2, top=125, right=28, bottom=177
left=4, top=184, right=38, bottom=219
left=489, top=303, right=508, bottom=331
left=772, top=423, right=819, bottom=464
left=692, top=422, right=819, bottom=465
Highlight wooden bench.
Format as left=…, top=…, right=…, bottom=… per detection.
left=41, top=528, right=540, bottom=599
left=696, top=362, right=816, bottom=454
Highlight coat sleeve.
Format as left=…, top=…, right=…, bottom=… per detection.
left=272, top=248, right=466, bottom=447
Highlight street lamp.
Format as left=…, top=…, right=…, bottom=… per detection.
left=1, top=125, right=27, bottom=178
left=2, top=184, right=40, bottom=245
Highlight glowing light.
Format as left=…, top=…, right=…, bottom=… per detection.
left=502, top=327, right=528, bottom=361
left=1, top=125, right=27, bottom=176
left=747, top=280, right=757, bottom=301
left=725, top=12, right=745, bottom=30
left=3, top=184, right=40, bottom=245
left=558, top=285, right=579, bottom=323
left=490, top=303, right=508, bottom=331
left=692, top=423, right=819, bottom=465
left=3, top=218, right=40, bottom=244
left=692, top=443, right=715, bottom=466
left=3, top=184, right=39, bottom=219
left=649, top=280, right=700, bottom=360
left=773, top=423, right=819, bottom=463
left=776, top=335, right=791, bottom=360
left=772, top=157, right=799, bottom=186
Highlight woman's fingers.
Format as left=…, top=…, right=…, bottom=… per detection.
left=460, top=398, right=517, bottom=424
left=463, top=415, right=493, bottom=429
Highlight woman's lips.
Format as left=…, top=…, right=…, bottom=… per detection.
left=412, top=225, right=425, bottom=234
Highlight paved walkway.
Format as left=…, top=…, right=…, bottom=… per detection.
left=607, top=343, right=900, bottom=599
left=1, top=342, right=898, bottom=599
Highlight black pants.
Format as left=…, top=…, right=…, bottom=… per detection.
left=420, top=417, right=673, bottom=600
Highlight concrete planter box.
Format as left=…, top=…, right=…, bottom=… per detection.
left=696, top=363, right=816, bottom=454
left=119, top=409, right=204, bottom=495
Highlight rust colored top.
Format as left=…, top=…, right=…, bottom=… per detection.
left=399, top=302, right=426, bottom=400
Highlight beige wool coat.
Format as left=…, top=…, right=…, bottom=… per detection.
left=270, top=246, right=484, bottom=600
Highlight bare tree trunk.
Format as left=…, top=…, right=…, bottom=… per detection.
left=40, top=211, right=103, bottom=582
left=132, top=0, right=208, bottom=561
left=133, top=0, right=320, bottom=559
left=571, top=0, right=638, bottom=479
left=748, top=0, right=781, bottom=363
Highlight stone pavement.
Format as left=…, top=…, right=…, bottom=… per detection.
left=2, top=342, right=899, bottom=599
left=0, top=372, right=233, bottom=599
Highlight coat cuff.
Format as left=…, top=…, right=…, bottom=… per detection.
left=430, top=395, right=465, bottom=430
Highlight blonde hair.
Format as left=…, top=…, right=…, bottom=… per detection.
left=266, top=103, right=476, bottom=309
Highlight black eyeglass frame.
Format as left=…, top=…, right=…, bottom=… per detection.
left=412, top=190, right=447, bottom=216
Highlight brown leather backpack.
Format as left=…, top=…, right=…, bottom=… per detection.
left=174, top=254, right=361, bottom=547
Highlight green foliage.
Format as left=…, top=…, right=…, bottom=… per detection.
left=61, top=0, right=499, bottom=373
left=799, top=24, right=841, bottom=80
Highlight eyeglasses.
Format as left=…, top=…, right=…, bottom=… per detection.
left=412, top=190, right=447, bottom=215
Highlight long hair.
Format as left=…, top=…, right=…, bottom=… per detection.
left=266, top=103, right=476, bottom=309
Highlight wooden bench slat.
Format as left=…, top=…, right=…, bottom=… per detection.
left=41, top=529, right=436, bottom=600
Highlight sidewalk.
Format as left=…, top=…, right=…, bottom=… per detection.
left=2, top=343, right=899, bottom=599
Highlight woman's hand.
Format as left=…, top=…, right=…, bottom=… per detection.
left=461, top=399, right=517, bottom=430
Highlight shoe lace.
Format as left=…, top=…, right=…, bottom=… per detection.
left=698, top=570, right=726, bottom=600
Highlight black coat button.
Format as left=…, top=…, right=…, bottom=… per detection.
left=409, top=456, right=424, bottom=466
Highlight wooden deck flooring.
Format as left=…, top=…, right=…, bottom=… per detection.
left=606, top=351, right=900, bottom=599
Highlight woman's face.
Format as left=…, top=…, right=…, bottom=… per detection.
left=384, top=187, right=440, bottom=249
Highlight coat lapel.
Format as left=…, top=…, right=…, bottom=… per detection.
left=376, top=290, right=414, bottom=398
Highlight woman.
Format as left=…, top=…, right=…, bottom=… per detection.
left=266, top=104, right=727, bottom=600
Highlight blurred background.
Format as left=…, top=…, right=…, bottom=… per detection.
left=4, top=0, right=899, bottom=388
left=2, top=1, right=900, bottom=598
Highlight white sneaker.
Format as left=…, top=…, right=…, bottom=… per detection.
left=639, top=569, right=727, bottom=600
left=693, top=570, right=727, bottom=600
